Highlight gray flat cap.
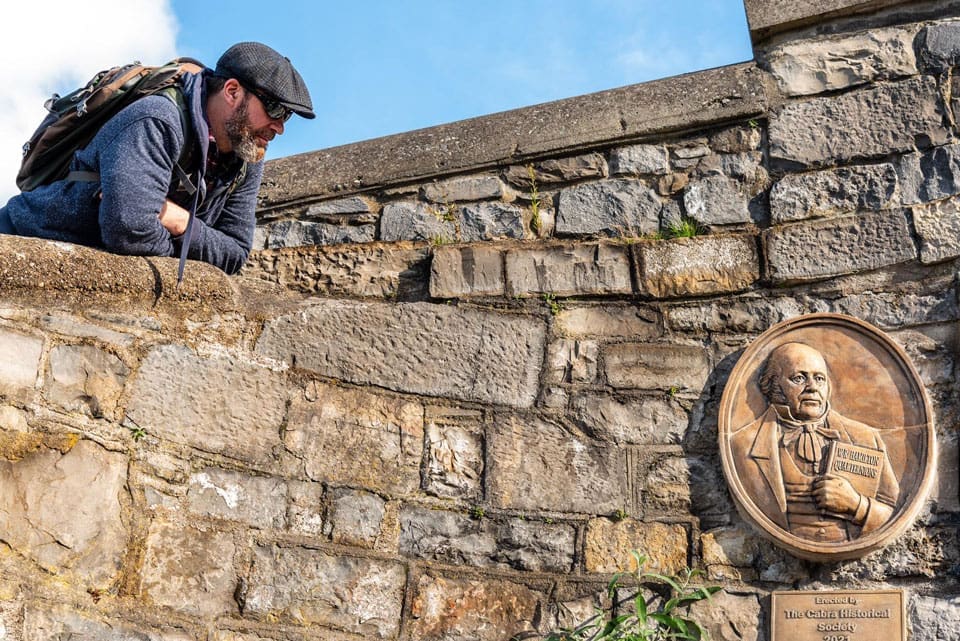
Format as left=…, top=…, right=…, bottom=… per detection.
left=215, top=42, right=315, bottom=119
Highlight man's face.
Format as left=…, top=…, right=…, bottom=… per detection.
left=774, top=344, right=831, bottom=420
left=224, top=92, right=285, bottom=163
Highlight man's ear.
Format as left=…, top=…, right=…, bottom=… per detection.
left=222, top=78, right=244, bottom=107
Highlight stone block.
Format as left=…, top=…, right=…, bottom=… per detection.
left=126, top=344, right=288, bottom=465
left=504, top=242, right=633, bottom=297
left=769, top=76, right=948, bottom=168
left=429, top=245, right=504, bottom=298
left=556, top=179, right=661, bottom=237
left=682, top=176, right=751, bottom=225
left=40, top=312, right=136, bottom=347
left=424, top=420, right=484, bottom=499
left=304, top=195, right=373, bottom=218
left=186, top=468, right=287, bottom=528
left=770, top=163, right=898, bottom=223
left=506, top=153, right=608, bottom=186
left=246, top=243, right=431, bottom=300
left=284, top=383, right=423, bottom=496
left=815, top=289, right=959, bottom=331
left=23, top=609, right=194, bottom=641
left=380, top=201, right=456, bottom=242
left=325, top=488, right=386, bottom=548
left=556, top=305, right=660, bottom=339
left=0, top=329, right=41, bottom=397
left=458, top=202, right=525, bottom=242
left=640, top=455, right=692, bottom=514
left=913, top=196, right=960, bottom=264
left=545, top=339, right=599, bottom=384
left=399, top=505, right=575, bottom=573
left=688, top=591, right=762, bottom=641
left=667, top=296, right=803, bottom=334
left=570, top=393, right=687, bottom=445
left=709, top=126, right=762, bottom=154
left=423, top=175, right=504, bottom=203
left=245, top=544, right=406, bottom=639
left=257, top=300, right=546, bottom=408
left=763, top=210, right=917, bottom=283
left=764, top=27, right=917, bottom=96
left=44, top=345, right=129, bottom=419
left=604, top=343, right=710, bottom=393
left=409, top=574, right=542, bottom=641
left=487, top=415, right=626, bottom=514
left=584, top=518, right=688, bottom=574
left=896, top=143, right=960, bottom=205
left=0, top=440, right=127, bottom=589
left=609, top=144, right=670, bottom=175
left=264, top=220, right=376, bottom=248
left=916, top=21, right=960, bottom=72
left=637, top=234, right=759, bottom=298
left=910, top=595, right=960, bottom=641
left=286, top=480, right=325, bottom=536
left=141, top=520, right=237, bottom=618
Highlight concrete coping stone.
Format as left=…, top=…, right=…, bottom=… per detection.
left=743, top=0, right=912, bottom=43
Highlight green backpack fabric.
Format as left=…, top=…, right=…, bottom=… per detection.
left=16, top=58, right=205, bottom=192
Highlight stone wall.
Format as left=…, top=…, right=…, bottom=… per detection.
left=1, top=2, right=960, bottom=640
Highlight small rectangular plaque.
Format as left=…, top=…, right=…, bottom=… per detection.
left=771, top=590, right=905, bottom=641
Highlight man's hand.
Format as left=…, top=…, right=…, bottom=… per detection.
left=812, top=474, right=861, bottom=517
left=158, top=200, right=190, bottom=236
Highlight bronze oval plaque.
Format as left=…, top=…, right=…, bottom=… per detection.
left=718, top=313, right=936, bottom=561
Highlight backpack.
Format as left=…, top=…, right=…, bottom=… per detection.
left=16, top=58, right=205, bottom=192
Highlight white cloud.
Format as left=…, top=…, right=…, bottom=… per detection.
left=0, top=0, right=178, bottom=202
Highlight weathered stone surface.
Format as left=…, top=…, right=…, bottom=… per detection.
left=409, top=574, right=541, bottom=641
left=399, top=505, right=575, bottom=572
left=812, top=288, right=960, bottom=331
left=768, top=76, right=948, bottom=168
left=545, top=339, right=599, bottom=384
left=688, top=591, right=762, bottom=641
left=770, top=163, right=898, bottom=223
left=457, top=202, right=525, bottom=242
left=0, top=440, right=127, bottom=588
left=423, top=175, right=504, bottom=202
left=257, top=301, right=545, bottom=408
left=264, top=220, right=376, bottom=248
left=570, top=393, right=687, bottom=444
left=703, top=522, right=806, bottom=583
left=763, top=210, right=917, bottom=282
left=424, top=420, right=483, bottom=499
left=40, top=312, right=136, bottom=347
left=429, top=245, right=504, bottom=298
left=897, top=143, right=960, bottom=205
left=743, top=0, right=910, bottom=41
left=44, top=345, right=129, bottom=419
left=245, top=544, right=406, bottom=638
left=141, top=520, right=237, bottom=618
left=641, top=455, right=692, bottom=514
left=0, top=329, right=41, bottom=398
left=604, top=343, right=710, bottom=393
left=286, top=480, right=325, bottom=536
left=487, top=416, right=626, bottom=514
left=910, top=594, right=960, bottom=641
left=380, top=201, right=457, bottom=242
left=23, top=609, right=194, bottom=641
left=246, top=243, right=431, bottom=300
left=127, top=344, right=287, bottom=465
left=709, top=127, right=762, bottom=154
left=913, top=196, right=960, bottom=264
left=186, top=468, right=287, bottom=528
left=325, top=488, right=386, bottom=548
left=637, top=235, right=759, bottom=298
left=284, top=383, right=423, bottom=495
left=916, top=20, right=960, bottom=72
left=505, top=243, right=633, bottom=297
left=667, top=296, right=802, bottom=333
left=304, top=195, right=374, bottom=217
left=556, top=179, right=661, bottom=237
left=584, top=518, right=688, bottom=574
left=556, top=305, right=660, bottom=341
left=609, top=144, right=670, bottom=176
left=720, top=151, right=765, bottom=182
left=764, top=27, right=917, bottom=96
left=507, top=153, right=608, bottom=186
left=682, top=176, right=751, bottom=225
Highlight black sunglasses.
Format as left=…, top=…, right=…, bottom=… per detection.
left=245, top=85, right=293, bottom=122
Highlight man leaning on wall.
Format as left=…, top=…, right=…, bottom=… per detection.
left=0, top=41, right=314, bottom=275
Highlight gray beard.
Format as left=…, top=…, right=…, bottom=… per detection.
left=224, top=97, right=265, bottom=163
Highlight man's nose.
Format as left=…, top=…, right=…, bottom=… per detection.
left=269, top=120, right=285, bottom=135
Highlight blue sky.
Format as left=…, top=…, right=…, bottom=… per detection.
left=0, top=1, right=752, bottom=200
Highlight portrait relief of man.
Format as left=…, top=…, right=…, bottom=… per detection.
left=729, top=342, right=899, bottom=543
left=719, top=314, right=936, bottom=561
